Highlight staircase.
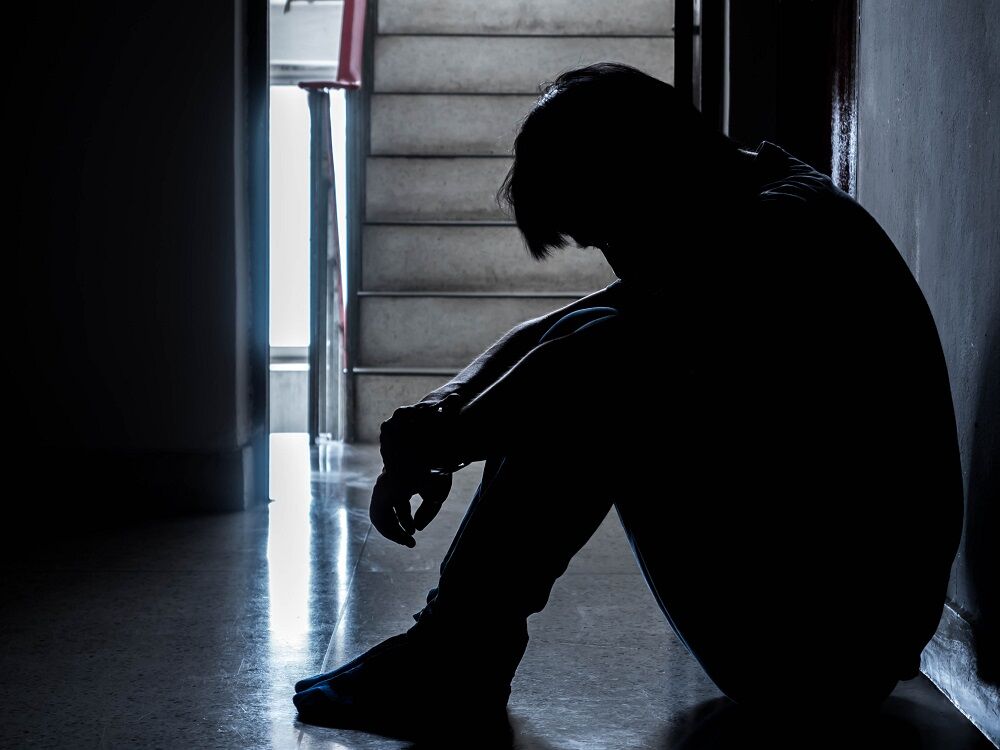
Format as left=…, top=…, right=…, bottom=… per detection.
left=354, top=0, right=675, bottom=442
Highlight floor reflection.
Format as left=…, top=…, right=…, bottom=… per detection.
left=268, top=433, right=313, bottom=661
left=316, top=438, right=355, bottom=673
left=268, top=434, right=375, bottom=749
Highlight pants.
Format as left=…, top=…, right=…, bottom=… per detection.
left=405, top=302, right=947, bottom=714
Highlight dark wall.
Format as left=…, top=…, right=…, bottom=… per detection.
left=857, top=0, right=998, bottom=704
left=6, top=2, right=268, bottom=528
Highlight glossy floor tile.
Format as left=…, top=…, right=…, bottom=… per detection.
left=0, top=435, right=992, bottom=748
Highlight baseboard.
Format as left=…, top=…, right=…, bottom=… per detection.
left=921, top=603, right=999, bottom=746
left=5, top=441, right=261, bottom=539
left=102, top=442, right=259, bottom=514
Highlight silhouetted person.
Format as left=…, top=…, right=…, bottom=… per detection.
left=292, top=62, right=964, bottom=740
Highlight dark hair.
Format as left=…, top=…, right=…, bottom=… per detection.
left=496, top=62, right=737, bottom=261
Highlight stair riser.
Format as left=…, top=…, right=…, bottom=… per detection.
left=378, top=0, right=675, bottom=36
left=375, top=36, right=675, bottom=94
left=366, top=157, right=513, bottom=221
left=363, top=224, right=616, bottom=292
left=359, top=295, right=574, bottom=368
left=371, top=94, right=537, bottom=156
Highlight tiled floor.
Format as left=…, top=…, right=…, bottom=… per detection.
left=0, top=435, right=992, bottom=748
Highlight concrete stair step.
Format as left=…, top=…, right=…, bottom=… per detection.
left=357, top=7, right=674, bottom=444
left=358, top=293, right=577, bottom=368
left=374, top=35, right=675, bottom=93
left=366, top=156, right=512, bottom=221
left=362, top=223, right=617, bottom=291
left=378, top=0, right=675, bottom=36
left=371, top=94, right=537, bottom=156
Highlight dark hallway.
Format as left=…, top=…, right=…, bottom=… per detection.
left=2, top=0, right=997, bottom=747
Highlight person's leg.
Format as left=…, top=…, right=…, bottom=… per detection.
left=606, top=375, right=909, bottom=718
left=406, top=443, right=618, bottom=682
left=293, top=306, right=626, bottom=730
left=293, top=443, right=620, bottom=734
left=404, top=305, right=623, bottom=683
left=294, top=305, right=621, bottom=691
left=611, top=468, right=903, bottom=718
left=408, top=305, right=622, bottom=638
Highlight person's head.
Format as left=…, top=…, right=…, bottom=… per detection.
left=496, top=62, right=747, bottom=278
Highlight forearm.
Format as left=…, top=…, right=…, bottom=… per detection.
left=432, top=312, right=627, bottom=470
left=414, top=279, right=625, bottom=407
left=378, top=319, right=560, bottom=476
left=413, top=320, right=541, bottom=407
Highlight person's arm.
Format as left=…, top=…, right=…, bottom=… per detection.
left=426, top=309, right=630, bottom=471
left=378, top=277, right=624, bottom=470
left=412, top=278, right=625, bottom=408
left=370, top=278, right=625, bottom=548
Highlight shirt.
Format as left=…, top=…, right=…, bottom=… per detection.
left=609, top=139, right=964, bottom=680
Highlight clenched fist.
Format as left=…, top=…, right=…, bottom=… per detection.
left=378, top=392, right=468, bottom=475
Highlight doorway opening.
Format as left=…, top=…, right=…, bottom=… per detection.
left=268, top=85, right=347, bottom=437
left=267, top=0, right=364, bottom=458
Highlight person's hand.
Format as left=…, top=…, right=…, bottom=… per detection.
left=369, top=467, right=454, bottom=547
left=378, top=392, right=466, bottom=475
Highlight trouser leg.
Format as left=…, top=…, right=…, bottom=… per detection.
left=405, top=306, right=621, bottom=686
left=406, top=445, right=616, bottom=685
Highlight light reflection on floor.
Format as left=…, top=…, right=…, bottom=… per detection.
left=267, top=434, right=368, bottom=750
left=268, top=433, right=312, bottom=663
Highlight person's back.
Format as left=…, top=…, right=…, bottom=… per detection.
left=611, top=139, right=964, bottom=710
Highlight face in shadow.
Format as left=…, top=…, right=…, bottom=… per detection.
left=496, top=61, right=751, bottom=285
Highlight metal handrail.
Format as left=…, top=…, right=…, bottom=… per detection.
left=296, top=0, right=368, bottom=443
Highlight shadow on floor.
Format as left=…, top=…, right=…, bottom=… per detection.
left=295, top=687, right=995, bottom=750
left=656, top=696, right=921, bottom=750
left=654, top=691, right=995, bottom=749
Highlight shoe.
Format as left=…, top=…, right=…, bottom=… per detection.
left=293, top=629, right=514, bottom=741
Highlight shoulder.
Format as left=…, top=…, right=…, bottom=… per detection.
left=748, top=143, right=893, bottom=266
left=751, top=142, right=853, bottom=225
left=749, top=146, right=938, bottom=361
